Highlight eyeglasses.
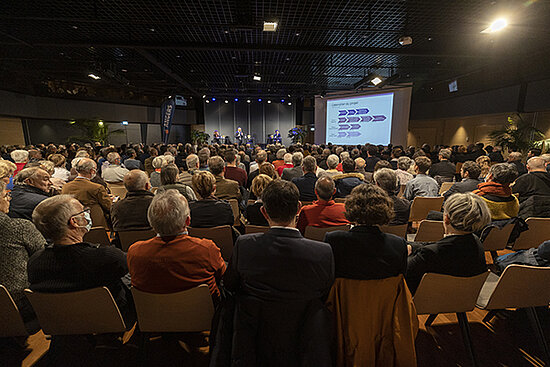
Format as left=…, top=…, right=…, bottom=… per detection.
left=68, top=207, right=90, bottom=224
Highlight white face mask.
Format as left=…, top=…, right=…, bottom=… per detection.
left=75, top=211, right=92, bottom=232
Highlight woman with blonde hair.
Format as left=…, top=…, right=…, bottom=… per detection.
left=0, top=159, right=17, bottom=190
left=476, top=155, right=491, bottom=180
left=245, top=174, right=273, bottom=226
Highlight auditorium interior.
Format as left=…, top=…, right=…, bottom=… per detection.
left=1, top=1, right=550, bottom=366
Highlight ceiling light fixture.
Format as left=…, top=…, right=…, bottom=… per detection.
left=88, top=73, right=101, bottom=80
left=202, top=95, right=206, bottom=98
left=267, top=100, right=272, bottom=104
left=122, top=121, right=129, bottom=126
left=205, top=99, right=210, bottom=103
left=288, top=102, right=292, bottom=106
left=247, top=99, right=251, bottom=103
left=211, top=97, right=216, bottom=101
left=234, top=98, right=239, bottom=102
left=371, top=77, right=383, bottom=85
left=263, top=21, right=278, bottom=32
left=253, top=75, right=262, bottom=81
left=258, top=98, right=262, bottom=102
left=224, top=99, right=229, bottom=104
left=481, top=18, right=508, bottom=33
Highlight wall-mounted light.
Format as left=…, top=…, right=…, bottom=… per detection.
left=263, top=21, right=278, bottom=32
left=88, top=73, right=101, bottom=80
left=121, top=121, right=129, bottom=126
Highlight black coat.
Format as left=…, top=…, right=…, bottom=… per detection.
left=292, top=172, right=318, bottom=202
left=443, top=178, right=482, bottom=199
left=8, top=184, right=50, bottom=220
left=244, top=202, right=268, bottom=226
left=189, top=198, right=234, bottom=228
left=512, top=171, right=550, bottom=203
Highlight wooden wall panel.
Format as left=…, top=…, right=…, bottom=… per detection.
left=0, top=116, right=25, bottom=145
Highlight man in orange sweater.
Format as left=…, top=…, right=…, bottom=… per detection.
left=297, top=176, right=349, bottom=234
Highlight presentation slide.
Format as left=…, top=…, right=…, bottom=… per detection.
left=326, top=92, right=394, bottom=145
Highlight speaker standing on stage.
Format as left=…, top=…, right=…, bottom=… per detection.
left=235, top=127, right=244, bottom=145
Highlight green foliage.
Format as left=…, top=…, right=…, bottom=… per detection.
left=288, top=127, right=306, bottom=144
left=67, top=119, right=124, bottom=145
left=488, top=113, right=545, bottom=154
left=190, top=129, right=210, bottom=145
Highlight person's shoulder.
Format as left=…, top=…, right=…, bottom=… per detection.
left=10, top=216, right=38, bottom=230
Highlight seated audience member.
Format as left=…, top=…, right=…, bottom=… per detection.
left=527, top=148, right=542, bottom=160
left=102, top=152, right=129, bottom=183
left=333, top=158, right=364, bottom=198
left=197, top=147, right=211, bottom=171
left=156, top=163, right=197, bottom=202
left=8, top=167, right=51, bottom=220
left=322, top=154, right=341, bottom=178
left=218, top=180, right=334, bottom=366
left=62, top=158, right=112, bottom=225
left=49, top=153, right=70, bottom=182
left=281, top=152, right=304, bottom=181
left=488, top=146, right=505, bottom=163
left=127, top=190, right=226, bottom=299
left=325, top=184, right=407, bottom=279
left=0, top=181, right=46, bottom=327
left=374, top=160, right=392, bottom=172
left=35, top=160, right=64, bottom=193
left=28, top=195, right=133, bottom=323
left=272, top=148, right=286, bottom=169
left=111, top=170, right=154, bottom=232
left=208, top=156, right=241, bottom=201
left=355, top=157, right=371, bottom=182
left=406, top=193, right=491, bottom=294
left=144, top=147, right=158, bottom=175
left=443, top=161, right=482, bottom=200
left=189, top=171, right=233, bottom=228
left=247, top=150, right=267, bottom=187
left=11, top=149, right=29, bottom=175
left=429, top=148, right=456, bottom=184
left=494, top=240, right=550, bottom=272
left=473, top=163, right=519, bottom=220
left=276, top=153, right=294, bottom=177
left=403, top=156, right=439, bottom=201
left=123, top=148, right=142, bottom=170
left=296, top=176, right=349, bottom=234
left=512, top=157, right=550, bottom=203
left=0, top=159, right=17, bottom=190
left=374, top=168, right=411, bottom=225
left=224, top=149, right=247, bottom=187
left=259, top=161, right=279, bottom=180
left=541, top=153, right=550, bottom=173
left=476, top=155, right=491, bottom=180
left=396, top=156, right=414, bottom=186
left=365, top=145, right=381, bottom=172
left=292, top=156, right=318, bottom=202
left=149, top=156, right=165, bottom=187
left=245, top=174, right=272, bottom=226
left=178, top=153, right=199, bottom=188
left=390, top=147, right=403, bottom=169
left=507, top=151, right=527, bottom=176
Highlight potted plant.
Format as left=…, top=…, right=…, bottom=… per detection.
left=190, top=130, right=211, bottom=145
left=488, top=113, right=545, bottom=154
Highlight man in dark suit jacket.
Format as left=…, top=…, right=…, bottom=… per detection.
left=281, top=152, right=304, bottom=181
left=429, top=148, right=456, bottom=183
left=443, top=161, right=482, bottom=200
left=292, top=156, right=318, bottom=202
left=208, top=156, right=241, bottom=201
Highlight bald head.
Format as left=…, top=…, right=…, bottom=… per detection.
left=527, top=157, right=547, bottom=172
left=315, top=176, right=336, bottom=201
left=124, top=170, right=150, bottom=192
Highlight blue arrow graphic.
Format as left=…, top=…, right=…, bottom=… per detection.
left=347, top=109, right=357, bottom=115
left=361, top=116, right=372, bottom=122
left=356, top=108, right=369, bottom=114
left=339, top=124, right=350, bottom=130
left=348, top=132, right=361, bottom=137
left=348, top=116, right=360, bottom=123
left=338, top=110, right=347, bottom=116
left=373, top=115, right=386, bottom=122
left=350, top=124, right=361, bottom=130
left=338, top=117, right=347, bottom=123
left=337, top=132, right=347, bottom=138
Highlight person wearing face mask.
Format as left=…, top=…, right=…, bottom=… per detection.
left=8, top=167, right=52, bottom=220
left=0, top=181, right=46, bottom=331
left=62, top=157, right=113, bottom=229
left=28, top=195, right=134, bottom=324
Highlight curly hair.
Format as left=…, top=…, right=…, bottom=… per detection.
left=345, top=184, right=394, bottom=225
left=251, top=174, right=273, bottom=198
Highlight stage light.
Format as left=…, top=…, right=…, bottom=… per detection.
left=247, top=99, right=251, bottom=103
left=234, top=98, right=239, bottom=102
left=205, top=99, right=210, bottom=103
left=253, top=75, right=262, bottom=81
left=69, top=120, right=76, bottom=124
left=258, top=98, right=262, bottom=102
left=88, top=73, right=101, bottom=80
left=267, top=100, right=272, bottom=104
left=122, top=121, right=128, bottom=125
left=263, top=21, right=278, bottom=32
left=482, top=18, right=508, bottom=33
left=211, top=97, right=216, bottom=101
left=224, top=99, right=229, bottom=103
left=288, top=102, right=292, bottom=106
left=371, top=77, right=383, bottom=85
left=281, top=99, right=285, bottom=103
left=202, top=95, right=206, bottom=98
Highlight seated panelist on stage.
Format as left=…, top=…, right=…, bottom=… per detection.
left=213, top=130, right=221, bottom=144
left=274, top=129, right=282, bottom=143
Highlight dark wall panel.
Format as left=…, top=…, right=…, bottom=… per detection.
left=219, top=102, right=234, bottom=139
left=168, top=125, right=191, bottom=144
left=27, top=119, right=82, bottom=144
left=264, top=103, right=279, bottom=141
left=249, top=102, right=264, bottom=144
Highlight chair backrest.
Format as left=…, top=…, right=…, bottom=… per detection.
left=119, top=229, right=157, bottom=252
left=512, top=217, right=550, bottom=250
left=409, top=196, right=444, bottom=223
left=479, top=265, right=550, bottom=309
left=414, top=220, right=445, bottom=242
left=247, top=199, right=255, bottom=206
left=413, top=271, right=489, bottom=315
left=228, top=199, right=241, bottom=227
left=24, top=287, right=126, bottom=335
left=379, top=224, right=408, bottom=238
left=304, top=225, right=350, bottom=242
left=245, top=225, right=270, bottom=234
left=89, top=204, right=108, bottom=229
left=481, top=223, right=515, bottom=252
left=0, top=285, right=28, bottom=337
left=107, top=183, right=127, bottom=199
left=83, top=227, right=111, bottom=247
left=131, top=284, right=214, bottom=333
left=334, top=198, right=346, bottom=203
left=439, top=182, right=454, bottom=195
left=188, top=225, right=234, bottom=261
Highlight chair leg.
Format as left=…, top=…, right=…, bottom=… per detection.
left=425, top=314, right=438, bottom=327
left=482, top=310, right=498, bottom=324
left=138, top=332, right=148, bottom=366
left=526, top=307, right=550, bottom=366
left=457, top=312, right=478, bottom=367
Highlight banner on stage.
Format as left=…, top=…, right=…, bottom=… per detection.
left=161, top=98, right=176, bottom=144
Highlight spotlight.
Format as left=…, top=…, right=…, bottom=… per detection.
left=288, top=102, right=292, bottom=106
left=281, top=99, right=285, bottom=103
left=371, top=77, right=383, bottom=86
left=224, top=99, right=229, bottom=104
left=253, top=75, right=262, bottom=81
left=88, top=73, right=101, bottom=80
left=121, top=121, right=128, bottom=126
left=482, top=18, right=508, bottom=33
left=205, top=99, right=210, bottom=103
left=234, top=98, right=239, bottom=102
left=202, top=95, right=206, bottom=98
left=267, top=100, right=272, bottom=104
left=258, top=98, right=262, bottom=102
left=211, top=97, right=216, bottom=101
left=263, top=21, right=278, bottom=32
left=247, top=99, right=251, bottom=103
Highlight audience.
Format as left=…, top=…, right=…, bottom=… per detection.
left=127, top=190, right=226, bottom=300
left=296, top=176, right=349, bottom=233
left=507, top=151, right=527, bottom=176
left=374, top=168, right=411, bottom=225
left=102, top=152, right=129, bottom=183
left=144, top=147, right=158, bottom=175
left=123, top=148, right=142, bottom=170
left=48, top=153, right=70, bottom=182
left=245, top=174, right=272, bottom=226
left=292, top=155, right=318, bottom=202
left=276, top=152, right=294, bottom=176
left=208, top=156, right=241, bottom=201
left=333, top=158, right=364, bottom=197
left=443, top=161, right=482, bottom=200
left=224, top=149, right=247, bottom=187
left=429, top=148, right=456, bottom=184
left=396, top=156, right=414, bottom=186
left=406, top=193, right=491, bottom=294
left=473, top=163, right=519, bottom=220
left=156, top=163, right=197, bottom=202
left=8, top=167, right=51, bottom=220
left=281, top=152, right=304, bottom=181
left=149, top=156, right=165, bottom=187
left=111, top=170, right=154, bottom=232
left=247, top=150, right=267, bottom=187
left=11, top=149, right=29, bottom=175
left=403, top=156, right=439, bottom=201
left=354, top=157, right=371, bottom=182
left=476, top=155, right=491, bottom=180
left=189, top=171, right=234, bottom=227
left=512, top=157, right=550, bottom=203
left=365, top=145, right=380, bottom=172
left=272, top=148, right=286, bottom=169
left=178, top=153, right=199, bottom=187
left=0, top=159, right=17, bottom=190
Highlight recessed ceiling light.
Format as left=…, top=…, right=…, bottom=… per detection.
left=295, top=32, right=300, bottom=36
left=267, top=100, right=272, bottom=104
left=121, top=69, right=128, bottom=72
left=371, top=77, right=383, bottom=85
left=481, top=18, right=508, bottom=33
left=72, top=25, right=78, bottom=30
left=253, top=75, right=261, bottom=81
left=224, top=30, right=229, bottom=34
left=288, top=102, right=292, bottom=105
left=286, top=57, right=291, bottom=61
left=211, top=97, right=216, bottom=101
left=202, top=94, right=206, bottom=98
left=205, top=99, right=210, bottom=103
left=88, top=73, right=101, bottom=80
left=224, top=99, right=229, bottom=103
left=263, top=21, right=278, bottom=32
left=258, top=98, right=262, bottom=102
left=247, top=99, right=251, bottom=103
left=149, top=28, right=155, bottom=32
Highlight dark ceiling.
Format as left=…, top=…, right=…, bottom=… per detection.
left=1, top=0, right=549, bottom=105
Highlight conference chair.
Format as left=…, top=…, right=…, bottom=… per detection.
left=480, top=223, right=515, bottom=262
left=439, top=182, right=454, bottom=195
left=413, top=271, right=490, bottom=367
left=379, top=224, right=407, bottom=238
left=334, top=198, right=346, bottom=203
left=476, top=265, right=550, bottom=365
left=107, top=183, right=127, bottom=199
left=300, top=201, right=314, bottom=206
left=408, top=196, right=444, bottom=224
left=228, top=199, right=242, bottom=227
left=89, top=204, right=109, bottom=230
left=247, top=199, right=255, bottom=206
left=83, top=227, right=111, bottom=247
left=245, top=224, right=270, bottom=234
left=511, top=217, right=550, bottom=250
left=0, top=285, right=29, bottom=337
left=304, top=225, right=350, bottom=242
left=411, top=220, right=445, bottom=242
left=118, top=229, right=157, bottom=252
left=188, top=225, right=234, bottom=261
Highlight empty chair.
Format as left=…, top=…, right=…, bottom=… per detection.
left=413, top=220, right=445, bottom=242
left=108, top=183, right=128, bottom=199
left=228, top=199, right=241, bottom=227
left=512, top=217, right=550, bottom=250
left=119, top=229, right=156, bottom=252
left=83, top=227, right=111, bottom=247
left=408, top=196, right=444, bottom=223
left=0, top=285, right=29, bottom=337
left=439, top=182, right=454, bottom=195
left=245, top=224, right=270, bottom=234
left=476, top=265, right=550, bottom=365
left=379, top=224, right=407, bottom=238
left=413, top=272, right=490, bottom=367
left=480, top=223, right=515, bottom=262
left=304, top=225, right=350, bottom=242
left=188, top=225, right=234, bottom=261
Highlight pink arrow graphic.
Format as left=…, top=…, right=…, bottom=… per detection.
left=373, top=115, right=386, bottom=122
left=338, top=117, right=347, bottom=123
left=361, top=116, right=372, bottom=122
left=348, top=116, right=360, bottom=123
left=339, top=124, right=350, bottom=130
left=350, top=124, right=361, bottom=130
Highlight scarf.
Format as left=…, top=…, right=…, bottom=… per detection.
left=474, top=182, right=512, bottom=197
